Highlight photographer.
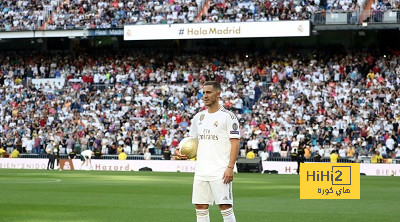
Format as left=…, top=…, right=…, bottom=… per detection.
left=296, top=138, right=307, bottom=174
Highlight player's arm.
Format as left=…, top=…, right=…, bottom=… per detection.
left=223, top=114, right=241, bottom=184
left=228, top=139, right=240, bottom=169
left=223, top=138, right=239, bottom=184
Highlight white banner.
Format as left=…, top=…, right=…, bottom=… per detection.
left=262, top=161, right=299, bottom=174
left=34, top=29, right=88, bottom=38
left=0, top=158, right=241, bottom=173
left=360, top=164, right=400, bottom=176
left=31, top=78, right=65, bottom=89
left=1, top=159, right=398, bottom=176
left=262, top=161, right=400, bottom=176
left=0, top=158, right=49, bottom=170
left=0, top=30, right=88, bottom=39
left=0, top=31, right=34, bottom=39
left=72, top=159, right=198, bottom=172
left=0, top=158, right=198, bottom=172
left=124, top=21, right=310, bottom=40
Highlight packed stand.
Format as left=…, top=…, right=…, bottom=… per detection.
left=2, top=0, right=388, bottom=31
left=323, top=0, right=363, bottom=12
left=201, top=0, right=364, bottom=23
left=0, top=48, right=400, bottom=163
left=371, top=0, right=400, bottom=10
left=368, top=0, right=400, bottom=23
left=202, top=0, right=312, bottom=22
left=45, top=0, right=201, bottom=29
left=0, top=0, right=60, bottom=31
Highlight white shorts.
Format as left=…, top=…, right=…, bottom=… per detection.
left=192, top=179, right=233, bottom=205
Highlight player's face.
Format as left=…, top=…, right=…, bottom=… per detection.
left=203, top=85, right=220, bottom=107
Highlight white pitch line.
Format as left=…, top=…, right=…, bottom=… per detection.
left=0, top=179, right=62, bottom=184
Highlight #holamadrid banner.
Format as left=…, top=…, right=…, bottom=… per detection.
left=124, top=20, right=310, bottom=40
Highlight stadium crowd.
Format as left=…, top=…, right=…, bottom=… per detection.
left=45, top=0, right=202, bottom=29
left=0, top=0, right=61, bottom=31
left=202, top=0, right=365, bottom=22
left=0, top=48, right=400, bottom=163
left=4, top=0, right=399, bottom=31
left=372, top=0, right=400, bottom=11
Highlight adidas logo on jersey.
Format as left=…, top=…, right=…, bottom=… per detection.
left=223, top=196, right=228, bottom=200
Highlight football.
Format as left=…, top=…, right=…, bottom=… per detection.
left=179, top=137, right=198, bottom=159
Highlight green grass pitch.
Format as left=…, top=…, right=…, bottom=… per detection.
left=0, top=169, right=399, bottom=222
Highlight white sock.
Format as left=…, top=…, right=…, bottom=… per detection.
left=196, top=209, right=210, bottom=222
left=221, top=208, right=236, bottom=222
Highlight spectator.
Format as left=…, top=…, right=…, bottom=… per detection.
left=313, top=152, right=322, bottom=162
left=279, top=137, right=289, bottom=158
left=66, top=136, right=75, bottom=154
left=259, top=147, right=269, bottom=161
left=144, top=148, right=151, bottom=160
left=338, top=146, right=347, bottom=158
left=94, top=148, right=102, bottom=159
left=117, top=143, right=124, bottom=154
left=25, top=135, right=34, bottom=154
left=248, top=135, right=259, bottom=156
left=330, top=150, right=339, bottom=163
left=351, top=153, right=362, bottom=163
left=132, top=137, right=140, bottom=154
left=359, top=146, right=369, bottom=157
left=68, top=149, right=77, bottom=159
left=0, top=146, right=6, bottom=157
left=347, top=146, right=355, bottom=158
left=5, top=138, right=14, bottom=154
left=10, top=148, right=19, bottom=158
left=118, top=149, right=127, bottom=160
left=272, top=137, right=281, bottom=157
left=304, top=145, right=312, bottom=159
left=394, top=145, right=400, bottom=159
left=246, top=148, right=255, bottom=159
left=371, top=151, right=383, bottom=163
left=54, top=143, right=60, bottom=169
left=47, top=146, right=55, bottom=170
left=163, top=147, right=172, bottom=160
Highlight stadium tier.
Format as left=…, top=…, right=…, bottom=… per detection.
left=1, top=0, right=399, bottom=31
left=0, top=0, right=399, bottom=165
left=1, top=2, right=400, bottom=221
left=0, top=48, right=400, bottom=163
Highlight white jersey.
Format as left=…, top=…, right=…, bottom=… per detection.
left=81, top=150, right=92, bottom=159
left=189, top=106, right=240, bottom=181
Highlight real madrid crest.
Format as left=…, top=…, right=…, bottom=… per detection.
left=214, top=121, right=218, bottom=127
left=298, top=25, right=304, bottom=33
left=200, top=114, right=205, bottom=121
left=232, top=123, right=238, bottom=130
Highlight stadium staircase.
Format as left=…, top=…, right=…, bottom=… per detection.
left=40, top=0, right=66, bottom=30
left=196, top=0, right=212, bottom=21
left=359, top=0, right=375, bottom=23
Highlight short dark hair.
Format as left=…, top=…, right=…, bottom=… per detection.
left=204, top=81, right=222, bottom=92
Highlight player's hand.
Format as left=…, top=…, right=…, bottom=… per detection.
left=223, top=167, right=234, bottom=184
left=178, top=154, right=188, bottom=159
left=175, top=149, right=187, bottom=159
